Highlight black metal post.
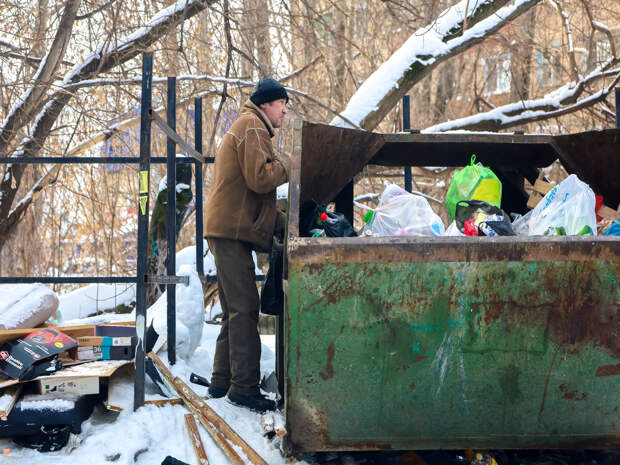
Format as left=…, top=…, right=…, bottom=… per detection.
left=616, top=87, right=620, bottom=128
left=167, top=77, right=177, bottom=366
left=403, top=95, right=412, bottom=192
left=194, top=98, right=204, bottom=276
left=134, top=52, right=152, bottom=410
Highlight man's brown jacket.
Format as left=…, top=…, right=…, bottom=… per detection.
left=204, top=100, right=290, bottom=252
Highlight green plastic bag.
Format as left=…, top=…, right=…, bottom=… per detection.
left=446, top=155, right=502, bottom=221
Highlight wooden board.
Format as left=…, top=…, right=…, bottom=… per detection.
left=0, top=359, right=132, bottom=389
left=0, top=322, right=134, bottom=346
left=185, top=413, right=209, bottom=465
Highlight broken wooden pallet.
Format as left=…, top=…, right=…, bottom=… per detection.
left=148, top=351, right=269, bottom=465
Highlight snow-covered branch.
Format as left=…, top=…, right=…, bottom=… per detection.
left=63, top=75, right=255, bottom=91
left=423, top=64, right=620, bottom=132
left=331, top=0, right=542, bottom=130
left=0, top=0, right=81, bottom=155
left=63, top=55, right=321, bottom=91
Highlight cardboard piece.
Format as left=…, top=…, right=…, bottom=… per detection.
left=0, top=359, right=132, bottom=390
left=0, top=327, right=77, bottom=381
left=37, top=376, right=99, bottom=395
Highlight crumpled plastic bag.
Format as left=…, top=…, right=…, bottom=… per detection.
left=445, top=154, right=502, bottom=221
left=529, top=174, right=597, bottom=236
left=455, top=199, right=515, bottom=236
left=511, top=209, right=533, bottom=236
left=363, top=184, right=445, bottom=237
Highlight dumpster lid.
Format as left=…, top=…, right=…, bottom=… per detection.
left=298, top=121, right=620, bottom=209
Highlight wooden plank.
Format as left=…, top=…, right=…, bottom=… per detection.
left=185, top=414, right=209, bottom=465
left=150, top=111, right=205, bottom=164
left=0, top=322, right=135, bottom=345
left=148, top=351, right=269, bottom=465
left=0, top=385, right=23, bottom=420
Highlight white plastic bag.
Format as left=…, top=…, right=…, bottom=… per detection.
left=363, top=184, right=445, bottom=237
left=511, top=210, right=532, bottom=236
left=444, top=220, right=465, bottom=236
left=528, top=174, right=597, bottom=236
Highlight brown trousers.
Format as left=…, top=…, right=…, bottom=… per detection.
left=207, top=237, right=261, bottom=396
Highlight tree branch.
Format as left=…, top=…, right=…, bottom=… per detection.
left=331, top=0, right=542, bottom=130
left=424, top=65, right=620, bottom=132
left=550, top=0, right=580, bottom=83
left=207, top=0, right=232, bottom=157
left=75, top=0, right=117, bottom=20
left=0, top=0, right=81, bottom=155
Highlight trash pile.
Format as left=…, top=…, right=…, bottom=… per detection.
left=0, top=323, right=139, bottom=452
left=350, top=155, right=619, bottom=238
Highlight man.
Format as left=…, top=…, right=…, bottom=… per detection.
left=204, top=78, right=290, bottom=412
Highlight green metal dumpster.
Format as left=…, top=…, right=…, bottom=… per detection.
left=281, top=121, right=620, bottom=453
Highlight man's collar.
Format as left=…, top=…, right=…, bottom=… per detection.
left=244, top=100, right=275, bottom=137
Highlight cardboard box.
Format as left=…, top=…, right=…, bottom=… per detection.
left=76, top=333, right=137, bottom=361
left=37, top=376, right=99, bottom=395
left=0, top=327, right=77, bottom=380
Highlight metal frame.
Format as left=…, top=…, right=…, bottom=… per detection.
left=0, top=53, right=208, bottom=410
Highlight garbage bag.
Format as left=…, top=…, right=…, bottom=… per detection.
left=260, top=234, right=284, bottom=315
left=455, top=200, right=515, bottom=236
left=446, top=155, right=502, bottom=221
left=363, top=184, right=445, bottom=237
left=322, top=211, right=356, bottom=237
left=528, top=174, right=597, bottom=236
left=299, top=199, right=356, bottom=238
left=511, top=209, right=533, bottom=236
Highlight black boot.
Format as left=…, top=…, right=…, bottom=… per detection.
left=227, top=391, right=276, bottom=413
left=207, top=386, right=228, bottom=398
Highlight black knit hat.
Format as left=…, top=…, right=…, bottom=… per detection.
left=250, top=78, right=289, bottom=106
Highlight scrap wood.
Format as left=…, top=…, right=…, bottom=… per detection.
left=185, top=413, right=209, bottom=465
left=0, top=385, right=23, bottom=420
left=148, top=351, right=269, bottom=465
left=148, top=353, right=244, bottom=465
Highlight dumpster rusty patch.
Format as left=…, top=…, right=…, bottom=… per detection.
left=319, top=343, right=335, bottom=381
left=595, top=363, right=620, bottom=377
left=559, top=383, right=587, bottom=401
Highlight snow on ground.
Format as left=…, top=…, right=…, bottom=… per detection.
left=0, top=307, right=298, bottom=465
left=0, top=243, right=295, bottom=465
left=57, top=283, right=135, bottom=321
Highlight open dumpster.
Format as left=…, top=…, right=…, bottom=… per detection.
left=281, top=121, right=620, bottom=453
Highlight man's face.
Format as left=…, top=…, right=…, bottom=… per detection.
left=260, top=99, right=288, bottom=128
